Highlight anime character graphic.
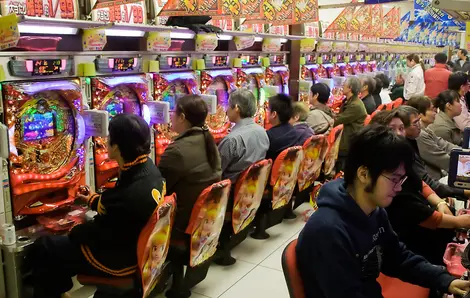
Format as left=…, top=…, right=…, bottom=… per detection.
left=141, top=203, right=173, bottom=297
left=232, top=164, right=269, bottom=234
left=190, top=186, right=229, bottom=267
left=272, top=149, right=303, bottom=209
left=298, top=139, right=324, bottom=191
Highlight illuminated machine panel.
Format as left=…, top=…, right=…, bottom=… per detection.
left=91, top=75, right=148, bottom=191
left=2, top=79, right=86, bottom=216
left=0, top=0, right=79, bottom=19
left=153, top=68, right=198, bottom=163
left=200, top=61, right=235, bottom=142
left=265, top=54, right=289, bottom=95
left=236, top=67, right=266, bottom=127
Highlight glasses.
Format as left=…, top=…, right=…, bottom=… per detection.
left=381, top=175, right=408, bottom=188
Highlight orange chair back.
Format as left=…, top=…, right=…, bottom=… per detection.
left=137, top=194, right=176, bottom=298
left=376, top=104, right=386, bottom=111
left=377, top=274, right=429, bottom=298
left=185, top=180, right=231, bottom=267
left=281, top=239, right=305, bottom=298
left=297, top=135, right=327, bottom=192
left=364, top=115, right=372, bottom=126
left=324, top=125, right=344, bottom=177
left=232, top=159, right=272, bottom=234
left=392, top=98, right=404, bottom=108
left=271, top=147, right=304, bottom=210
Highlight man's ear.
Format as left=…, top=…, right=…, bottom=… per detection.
left=357, top=166, right=369, bottom=184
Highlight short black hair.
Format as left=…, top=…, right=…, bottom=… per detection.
left=108, top=113, right=150, bottom=162
left=448, top=71, right=469, bottom=91
left=407, top=96, right=432, bottom=115
left=460, top=49, right=468, bottom=56
left=344, top=125, right=414, bottom=187
left=396, top=105, right=419, bottom=128
left=372, top=77, right=383, bottom=95
left=435, top=53, right=448, bottom=64
left=434, top=90, right=460, bottom=112
left=310, top=83, right=331, bottom=104
left=375, top=73, right=390, bottom=89
left=269, top=93, right=294, bottom=124
left=370, top=110, right=393, bottom=126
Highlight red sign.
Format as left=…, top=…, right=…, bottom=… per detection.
left=324, top=0, right=357, bottom=33
left=382, top=7, right=401, bottom=39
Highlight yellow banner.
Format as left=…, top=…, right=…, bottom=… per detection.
left=0, top=14, right=20, bottom=50
left=466, top=22, right=470, bottom=51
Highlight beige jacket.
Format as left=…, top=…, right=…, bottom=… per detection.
left=429, top=112, right=462, bottom=146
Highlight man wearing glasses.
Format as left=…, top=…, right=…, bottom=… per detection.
left=296, top=125, right=470, bottom=298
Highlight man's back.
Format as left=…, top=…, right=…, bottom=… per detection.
left=218, top=118, right=269, bottom=183
left=425, top=65, right=451, bottom=99
left=266, top=123, right=304, bottom=162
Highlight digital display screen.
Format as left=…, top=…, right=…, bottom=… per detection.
left=106, top=101, right=124, bottom=119
left=306, top=55, right=316, bottom=63
left=32, top=59, right=61, bottom=76
left=274, top=55, right=284, bottom=64
left=243, top=56, right=259, bottom=66
left=214, top=56, right=228, bottom=67
left=23, top=112, right=55, bottom=141
left=457, top=154, right=470, bottom=182
left=170, top=57, right=188, bottom=69
left=113, top=58, right=135, bottom=72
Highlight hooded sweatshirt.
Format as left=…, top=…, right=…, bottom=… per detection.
left=296, top=179, right=455, bottom=298
left=307, top=105, right=335, bottom=135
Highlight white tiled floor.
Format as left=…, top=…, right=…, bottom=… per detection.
left=70, top=203, right=311, bottom=298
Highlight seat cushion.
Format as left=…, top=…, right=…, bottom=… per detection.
left=77, top=275, right=134, bottom=289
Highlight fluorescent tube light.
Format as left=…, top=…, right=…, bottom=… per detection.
left=218, top=34, right=233, bottom=40
left=18, top=24, right=78, bottom=35
left=255, top=37, right=264, bottom=42
left=105, top=29, right=145, bottom=37
left=170, top=32, right=195, bottom=39
left=280, top=38, right=288, bottom=43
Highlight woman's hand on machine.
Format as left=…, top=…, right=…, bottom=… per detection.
left=76, top=185, right=94, bottom=203
left=449, top=279, right=470, bottom=296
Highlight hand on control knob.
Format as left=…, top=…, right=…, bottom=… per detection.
left=76, top=185, right=93, bottom=202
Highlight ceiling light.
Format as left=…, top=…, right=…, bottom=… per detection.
left=105, top=29, right=145, bottom=37
left=18, top=24, right=78, bottom=35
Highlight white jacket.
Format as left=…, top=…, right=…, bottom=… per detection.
left=454, top=96, right=470, bottom=132
left=404, top=64, right=425, bottom=100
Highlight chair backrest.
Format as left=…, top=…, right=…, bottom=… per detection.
left=364, top=115, right=372, bottom=126
left=323, top=125, right=344, bottom=177
left=271, top=147, right=304, bottom=210
left=137, top=193, right=176, bottom=298
left=185, top=180, right=231, bottom=267
left=297, top=135, right=327, bottom=192
left=392, top=98, right=404, bottom=108
left=376, top=104, right=386, bottom=111
left=385, top=102, right=394, bottom=110
left=232, top=159, right=272, bottom=234
left=281, top=239, right=305, bottom=298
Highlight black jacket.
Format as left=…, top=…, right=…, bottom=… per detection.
left=266, top=123, right=306, bottom=162
left=69, top=158, right=164, bottom=276
left=296, top=179, right=456, bottom=298
left=362, top=94, right=377, bottom=115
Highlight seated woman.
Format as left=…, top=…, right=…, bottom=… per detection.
left=306, top=83, right=335, bottom=134
left=29, top=114, right=165, bottom=298
left=429, top=90, right=463, bottom=146
left=159, top=95, right=222, bottom=238
left=290, top=101, right=315, bottom=141
left=370, top=110, right=470, bottom=266
left=407, top=96, right=459, bottom=179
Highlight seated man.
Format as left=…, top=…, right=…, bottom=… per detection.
left=306, top=83, right=335, bottom=134
left=390, top=74, right=405, bottom=101
left=296, top=125, right=470, bottom=298
left=289, top=101, right=315, bottom=140
left=361, top=76, right=377, bottom=114
left=266, top=94, right=308, bottom=161
left=407, top=96, right=459, bottom=179
left=218, top=89, right=269, bottom=183
left=29, top=114, right=165, bottom=298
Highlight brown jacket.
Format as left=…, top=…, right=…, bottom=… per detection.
left=334, top=95, right=367, bottom=156
left=429, top=112, right=462, bottom=146
left=159, top=127, right=222, bottom=233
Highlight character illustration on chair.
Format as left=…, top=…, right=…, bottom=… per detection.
left=215, top=159, right=272, bottom=266
left=166, top=180, right=231, bottom=298
left=251, top=147, right=304, bottom=240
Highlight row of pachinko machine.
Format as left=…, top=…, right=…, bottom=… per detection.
left=298, top=50, right=437, bottom=111
left=0, top=50, right=288, bottom=298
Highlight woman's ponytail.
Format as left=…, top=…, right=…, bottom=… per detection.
left=202, top=126, right=219, bottom=170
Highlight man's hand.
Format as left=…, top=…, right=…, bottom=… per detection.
left=457, top=215, right=470, bottom=229
left=449, top=279, right=470, bottom=296
left=437, top=203, right=453, bottom=215
left=76, top=185, right=93, bottom=203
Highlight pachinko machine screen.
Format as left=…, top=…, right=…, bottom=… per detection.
left=22, top=112, right=56, bottom=141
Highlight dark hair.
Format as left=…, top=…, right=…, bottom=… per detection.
left=460, top=49, right=468, bottom=56
left=372, top=77, right=383, bottom=95
left=375, top=73, right=390, bottom=89
left=269, top=93, right=294, bottom=124
left=407, top=96, right=432, bottom=115
left=109, top=113, right=151, bottom=162
left=435, top=53, right=448, bottom=64
left=370, top=110, right=393, bottom=126
left=362, top=77, right=376, bottom=93
left=396, top=105, right=419, bottom=128
left=407, top=54, right=425, bottom=72
left=344, top=125, right=414, bottom=187
left=434, top=90, right=460, bottom=112
left=310, top=83, right=331, bottom=104
left=448, top=71, right=469, bottom=92
left=175, top=95, right=219, bottom=170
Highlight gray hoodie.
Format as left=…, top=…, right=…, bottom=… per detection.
left=306, top=104, right=335, bottom=135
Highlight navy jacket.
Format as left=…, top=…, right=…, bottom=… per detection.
left=296, top=179, right=455, bottom=298
left=266, top=123, right=307, bottom=162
